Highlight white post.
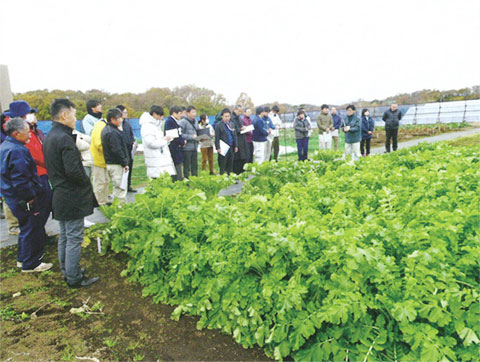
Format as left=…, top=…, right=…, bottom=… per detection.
left=0, top=65, right=13, bottom=114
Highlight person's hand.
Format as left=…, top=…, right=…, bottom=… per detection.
left=235, top=147, right=238, bottom=153
left=28, top=199, right=34, bottom=205
left=368, top=131, right=372, bottom=134
left=268, top=129, right=271, bottom=134
left=184, top=140, right=187, bottom=146
left=326, top=128, right=330, bottom=132
left=165, top=136, right=173, bottom=142
left=124, top=166, right=129, bottom=172
left=217, top=149, right=221, bottom=154
left=241, top=126, right=245, bottom=132
left=345, top=126, right=350, bottom=132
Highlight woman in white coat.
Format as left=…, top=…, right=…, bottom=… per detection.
left=139, top=106, right=175, bottom=179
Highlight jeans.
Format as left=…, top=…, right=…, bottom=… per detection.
left=360, top=138, right=371, bottom=155
left=218, top=149, right=234, bottom=175
left=385, top=128, right=398, bottom=152
left=58, top=218, right=84, bottom=285
left=296, top=137, right=309, bottom=161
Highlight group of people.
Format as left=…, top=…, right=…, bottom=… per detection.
left=0, top=99, right=99, bottom=288
left=292, top=102, right=403, bottom=162
left=137, top=104, right=283, bottom=180
left=0, top=97, right=403, bottom=284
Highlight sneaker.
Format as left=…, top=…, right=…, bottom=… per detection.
left=16, top=261, right=22, bottom=268
left=127, top=188, right=137, bottom=193
left=22, top=262, right=53, bottom=273
left=8, top=227, right=20, bottom=236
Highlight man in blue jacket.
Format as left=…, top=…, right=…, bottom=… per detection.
left=0, top=118, right=52, bottom=272
left=164, top=106, right=186, bottom=181
left=252, top=106, right=270, bottom=164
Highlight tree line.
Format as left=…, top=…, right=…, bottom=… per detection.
left=13, top=85, right=479, bottom=121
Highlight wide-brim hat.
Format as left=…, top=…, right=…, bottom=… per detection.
left=3, top=101, right=37, bottom=118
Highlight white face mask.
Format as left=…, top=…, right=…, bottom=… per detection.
left=26, top=113, right=36, bottom=123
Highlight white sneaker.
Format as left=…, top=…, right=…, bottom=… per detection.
left=84, top=219, right=95, bottom=228
left=22, top=262, right=53, bottom=273
left=16, top=262, right=22, bottom=268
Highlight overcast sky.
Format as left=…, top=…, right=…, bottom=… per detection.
left=1, top=0, right=479, bottom=105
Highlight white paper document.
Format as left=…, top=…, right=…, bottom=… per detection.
left=120, top=170, right=129, bottom=190
left=165, top=128, right=179, bottom=138
left=219, top=140, right=230, bottom=156
left=240, top=124, right=254, bottom=134
left=131, top=142, right=138, bottom=159
left=331, top=129, right=339, bottom=137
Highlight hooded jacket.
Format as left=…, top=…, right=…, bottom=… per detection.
left=140, top=112, right=176, bottom=177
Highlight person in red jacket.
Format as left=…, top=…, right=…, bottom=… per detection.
left=5, top=101, right=52, bottom=237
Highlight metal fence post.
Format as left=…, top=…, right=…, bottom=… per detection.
left=413, top=104, right=417, bottom=125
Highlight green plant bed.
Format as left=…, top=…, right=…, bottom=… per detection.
left=100, top=142, right=479, bottom=361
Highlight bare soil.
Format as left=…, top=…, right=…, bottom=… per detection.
left=0, top=242, right=272, bottom=361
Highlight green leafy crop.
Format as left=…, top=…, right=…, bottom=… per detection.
left=101, top=143, right=480, bottom=361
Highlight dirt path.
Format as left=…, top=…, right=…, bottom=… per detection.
left=0, top=243, right=272, bottom=361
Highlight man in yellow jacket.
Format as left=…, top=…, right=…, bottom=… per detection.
left=89, top=118, right=109, bottom=205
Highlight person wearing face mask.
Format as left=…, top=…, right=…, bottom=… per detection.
left=82, top=100, right=103, bottom=136
left=361, top=108, right=375, bottom=156
left=0, top=117, right=52, bottom=272
left=5, top=101, right=52, bottom=241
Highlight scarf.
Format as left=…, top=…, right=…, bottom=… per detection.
left=88, top=109, right=102, bottom=120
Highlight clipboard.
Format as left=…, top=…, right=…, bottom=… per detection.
left=219, top=140, right=230, bottom=156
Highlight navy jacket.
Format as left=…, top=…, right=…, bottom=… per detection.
left=361, top=116, right=375, bottom=140
left=332, top=113, right=342, bottom=130
left=0, top=137, right=43, bottom=202
left=164, top=116, right=186, bottom=165
left=252, top=115, right=268, bottom=142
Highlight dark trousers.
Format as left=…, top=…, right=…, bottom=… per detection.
left=296, top=137, right=309, bottom=161
left=183, top=150, right=198, bottom=178
left=360, top=138, right=371, bottom=156
left=271, top=137, right=280, bottom=161
left=233, top=158, right=246, bottom=175
left=171, top=163, right=183, bottom=182
left=385, top=128, right=398, bottom=152
left=200, top=147, right=214, bottom=174
left=246, top=142, right=254, bottom=163
left=127, top=147, right=134, bottom=189
left=5, top=187, right=50, bottom=270
left=218, top=149, right=234, bottom=175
